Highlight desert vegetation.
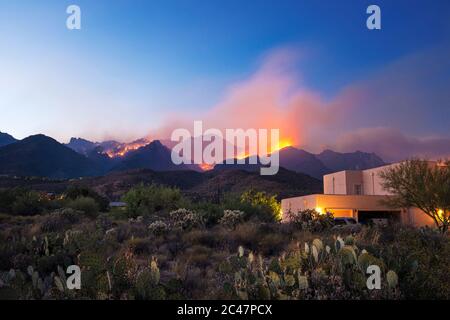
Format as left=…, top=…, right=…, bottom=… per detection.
left=0, top=184, right=449, bottom=300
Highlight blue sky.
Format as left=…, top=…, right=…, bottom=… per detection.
left=0, top=0, right=449, bottom=160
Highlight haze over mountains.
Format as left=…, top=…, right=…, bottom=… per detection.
left=0, top=132, right=385, bottom=180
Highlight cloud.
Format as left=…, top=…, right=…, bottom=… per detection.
left=153, top=47, right=357, bottom=147
left=153, top=45, right=450, bottom=162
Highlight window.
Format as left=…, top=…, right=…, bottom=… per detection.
left=354, top=184, right=363, bottom=195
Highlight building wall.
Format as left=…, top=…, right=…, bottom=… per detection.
left=281, top=194, right=318, bottom=217
left=324, top=164, right=400, bottom=196
left=344, top=171, right=364, bottom=195
left=323, top=171, right=347, bottom=194
left=407, top=207, right=435, bottom=227
left=361, top=164, right=399, bottom=196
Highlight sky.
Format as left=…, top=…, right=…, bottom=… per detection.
left=0, top=0, right=449, bottom=161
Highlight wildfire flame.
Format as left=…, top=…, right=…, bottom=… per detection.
left=235, top=138, right=293, bottom=160
left=199, top=163, right=215, bottom=171
left=106, top=140, right=150, bottom=158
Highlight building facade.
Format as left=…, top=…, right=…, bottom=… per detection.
left=281, top=163, right=435, bottom=227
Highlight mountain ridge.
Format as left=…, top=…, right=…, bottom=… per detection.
left=0, top=131, right=386, bottom=180
left=213, top=146, right=385, bottom=179
left=0, top=134, right=100, bottom=179
left=0, top=132, right=18, bottom=148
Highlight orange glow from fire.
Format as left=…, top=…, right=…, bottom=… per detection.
left=106, top=140, right=150, bottom=158
left=235, top=138, right=293, bottom=160
left=199, top=163, right=215, bottom=171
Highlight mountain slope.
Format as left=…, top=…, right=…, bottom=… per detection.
left=317, top=149, right=385, bottom=172
left=214, top=147, right=329, bottom=179
left=277, top=147, right=329, bottom=179
left=111, top=140, right=191, bottom=172
left=66, top=137, right=97, bottom=155
left=0, top=135, right=100, bottom=179
left=0, top=132, right=18, bottom=148
left=193, top=167, right=322, bottom=200
left=213, top=147, right=386, bottom=179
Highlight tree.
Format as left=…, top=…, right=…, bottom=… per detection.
left=380, top=159, right=450, bottom=233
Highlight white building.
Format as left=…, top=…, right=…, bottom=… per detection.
left=281, top=163, right=435, bottom=227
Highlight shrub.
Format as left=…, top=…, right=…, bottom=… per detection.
left=11, top=190, right=46, bottom=216
left=41, top=209, right=83, bottom=233
left=239, top=190, right=281, bottom=222
left=219, top=210, right=245, bottom=229
left=286, top=209, right=334, bottom=232
left=228, top=237, right=401, bottom=300
left=189, top=202, right=224, bottom=226
left=122, top=184, right=187, bottom=218
left=0, top=188, right=19, bottom=213
left=67, top=197, right=99, bottom=218
left=169, top=209, right=204, bottom=230
left=65, top=186, right=109, bottom=212
left=56, top=208, right=83, bottom=224
left=148, top=220, right=170, bottom=237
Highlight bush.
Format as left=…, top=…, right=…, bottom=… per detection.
left=0, top=188, right=19, bottom=213
left=377, top=225, right=450, bottom=299
left=0, top=188, right=48, bottom=215
left=219, top=210, right=245, bottom=229
left=122, top=184, right=187, bottom=218
left=41, top=210, right=82, bottom=233
left=12, top=190, right=46, bottom=216
left=286, top=209, right=334, bottom=232
left=189, top=202, right=224, bottom=226
left=148, top=220, right=170, bottom=237
left=67, top=197, right=99, bottom=218
left=65, top=186, right=109, bottom=212
left=239, top=190, right=281, bottom=222
left=169, top=209, right=204, bottom=230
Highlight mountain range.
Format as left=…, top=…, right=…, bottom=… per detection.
left=0, top=135, right=99, bottom=179
left=214, top=146, right=384, bottom=179
left=0, top=132, right=17, bottom=148
left=0, top=132, right=385, bottom=179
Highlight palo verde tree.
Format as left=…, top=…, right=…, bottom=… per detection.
left=379, top=159, right=450, bottom=233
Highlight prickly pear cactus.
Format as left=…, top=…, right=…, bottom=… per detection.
left=312, top=238, right=323, bottom=252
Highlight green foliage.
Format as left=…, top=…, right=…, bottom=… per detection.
left=239, top=189, right=281, bottom=222
left=65, top=186, right=109, bottom=212
left=226, top=237, right=403, bottom=300
left=219, top=210, right=245, bottom=229
left=0, top=185, right=449, bottom=300
left=148, top=220, right=169, bottom=237
left=286, top=209, right=334, bottom=232
left=67, top=197, right=99, bottom=218
left=0, top=188, right=47, bottom=216
left=169, top=208, right=204, bottom=230
left=122, top=184, right=187, bottom=218
left=0, top=188, right=20, bottom=213
left=380, top=159, right=450, bottom=233
left=188, top=201, right=224, bottom=226
left=12, top=190, right=45, bottom=216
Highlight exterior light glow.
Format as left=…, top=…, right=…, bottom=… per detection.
left=315, top=207, right=325, bottom=215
